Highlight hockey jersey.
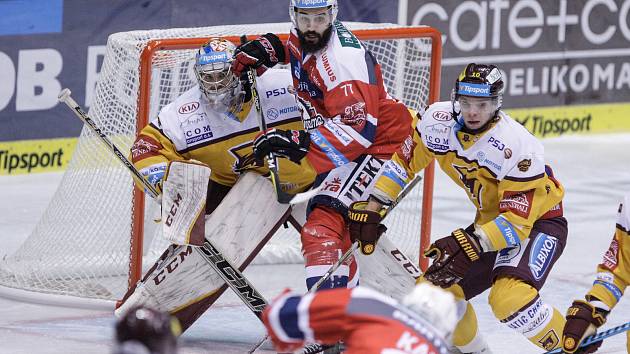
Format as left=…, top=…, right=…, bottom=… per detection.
left=262, top=286, right=450, bottom=354
left=283, top=21, right=413, bottom=175
left=586, top=194, right=630, bottom=311
left=131, top=68, right=315, bottom=193
left=373, top=101, right=565, bottom=251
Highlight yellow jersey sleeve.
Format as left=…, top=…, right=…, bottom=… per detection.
left=587, top=199, right=630, bottom=310
left=373, top=111, right=434, bottom=203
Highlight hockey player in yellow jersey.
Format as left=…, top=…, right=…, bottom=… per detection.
left=561, top=194, right=630, bottom=353
left=131, top=38, right=313, bottom=208
left=347, top=63, right=568, bottom=352
left=122, top=38, right=315, bottom=331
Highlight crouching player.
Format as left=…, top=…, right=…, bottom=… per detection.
left=348, top=63, right=569, bottom=352
left=561, top=194, right=630, bottom=353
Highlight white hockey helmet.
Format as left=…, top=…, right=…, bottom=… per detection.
left=402, top=282, right=459, bottom=340
left=289, top=0, right=338, bottom=32
left=194, top=38, right=244, bottom=114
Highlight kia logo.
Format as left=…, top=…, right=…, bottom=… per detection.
left=433, top=111, right=451, bottom=121
left=178, top=102, right=200, bottom=114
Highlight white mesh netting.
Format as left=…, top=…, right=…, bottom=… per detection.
left=0, top=22, right=438, bottom=304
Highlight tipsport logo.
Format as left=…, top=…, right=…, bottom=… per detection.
left=458, top=82, right=491, bottom=97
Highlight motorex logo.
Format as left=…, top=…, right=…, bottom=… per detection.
left=295, top=0, right=328, bottom=8
left=458, top=82, right=491, bottom=97
left=528, top=233, right=558, bottom=281
left=199, top=52, right=228, bottom=65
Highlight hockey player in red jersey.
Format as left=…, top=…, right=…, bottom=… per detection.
left=349, top=63, right=569, bottom=352
left=262, top=282, right=457, bottom=354
left=232, top=0, right=415, bottom=291
left=561, top=194, right=630, bottom=353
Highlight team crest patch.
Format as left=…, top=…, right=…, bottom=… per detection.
left=131, top=135, right=162, bottom=161
left=517, top=159, right=531, bottom=172
left=529, top=233, right=558, bottom=280
left=499, top=190, right=534, bottom=218
left=539, top=329, right=559, bottom=350
left=602, top=237, right=619, bottom=270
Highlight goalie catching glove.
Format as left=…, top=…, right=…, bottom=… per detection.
left=232, top=33, right=285, bottom=77
left=561, top=299, right=608, bottom=353
left=423, top=228, right=482, bottom=288
left=253, top=128, right=310, bottom=163
left=348, top=202, right=387, bottom=255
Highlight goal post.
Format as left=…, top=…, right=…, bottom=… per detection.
left=0, top=22, right=441, bottom=308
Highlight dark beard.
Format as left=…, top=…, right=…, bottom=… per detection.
left=297, top=26, right=333, bottom=53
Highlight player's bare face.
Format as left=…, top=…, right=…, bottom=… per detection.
left=295, top=8, right=331, bottom=45
left=459, top=96, right=496, bottom=130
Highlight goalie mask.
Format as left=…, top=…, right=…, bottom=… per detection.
left=289, top=0, right=337, bottom=52
left=115, top=306, right=181, bottom=354
left=452, top=63, right=504, bottom=132
left=194, top=38, right=244, bottom=116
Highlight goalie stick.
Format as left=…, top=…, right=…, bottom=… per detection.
left=58, top=88, right=270, bottom=325
left=544, top=320, right=630, bottom=354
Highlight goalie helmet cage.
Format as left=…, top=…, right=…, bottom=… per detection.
left=0, top=22, right=441, bottom=309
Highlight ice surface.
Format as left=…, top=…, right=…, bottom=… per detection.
left=1, top=134, right=629, bottom=353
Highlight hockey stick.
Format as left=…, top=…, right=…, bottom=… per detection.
left=295, top=175, right=424, bottom=354
left=245, top=67, right=320, bottom=205
left=58, top=88, right=271, bottom=332
left=544, top=320, right=630, bottom=354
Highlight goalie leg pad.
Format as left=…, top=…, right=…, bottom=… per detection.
left=118, top=173, right=292, bottom=331
left=489, top=276, right=564, bottom=351
left=301, top=206, right=357, bottom=290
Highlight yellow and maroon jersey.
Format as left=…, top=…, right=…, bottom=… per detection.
left=262, top=286, right=449, bottom=354
left=586, top=194, right=630, bottom=310
left=373, top=101, right=564, bottom=251
left=130, top=68, right=315, bottom=193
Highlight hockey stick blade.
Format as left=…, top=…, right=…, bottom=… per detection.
left=289, top=186, right=322, bottom=205
left=544, top=320, right=630, bottom=353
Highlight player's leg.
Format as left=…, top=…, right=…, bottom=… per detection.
left=301, top=156, right=386, bottom=290
left=487, top=216, right=568, bottom=351
left=301, top=205, right=358, bottom=290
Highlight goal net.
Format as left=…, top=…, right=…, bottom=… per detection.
left=0, top=22, right=441, bottom=308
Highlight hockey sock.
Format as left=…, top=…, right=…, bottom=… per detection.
left=489, top=276, right=564, bottom=351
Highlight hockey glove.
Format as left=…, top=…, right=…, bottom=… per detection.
left=348, top=202, right=387, bottom=255
left=423, top=228, right=482, bottom=288
left=561, top=299, right=608, bottom=353
left=232, top=33, right=285, bottom=77
left=253, top=128, right=310, bottom=163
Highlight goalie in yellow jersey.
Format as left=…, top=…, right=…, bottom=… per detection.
left=348, top=63, right=568, bottom=352
left=561, top=194, right=630, bottom=353
left=119, top=38, right=315, bottom=331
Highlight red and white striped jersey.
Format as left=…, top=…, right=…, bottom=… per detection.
left=262, top=286, right=450, bottom=354
left=283, top=21, right=413, bottom=174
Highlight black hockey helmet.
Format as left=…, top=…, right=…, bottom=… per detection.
left=114, top=306, right=181, bottom=354
left=453, top=63, right=504, bottom=100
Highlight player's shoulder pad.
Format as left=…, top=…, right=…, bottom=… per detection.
left=258, top=68, right=302, bottom=122
left=494, top=111, right=546, bottom=179
left=414, top=101, right=455, bottom=152
left=154, top=86, right=210, bottom=150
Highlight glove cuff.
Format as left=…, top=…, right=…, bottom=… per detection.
left=568, top=300, right=607, bottom=327
left=452, top=228, right=481, bottom=262
left=348, top=201, right=386, bottom=222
